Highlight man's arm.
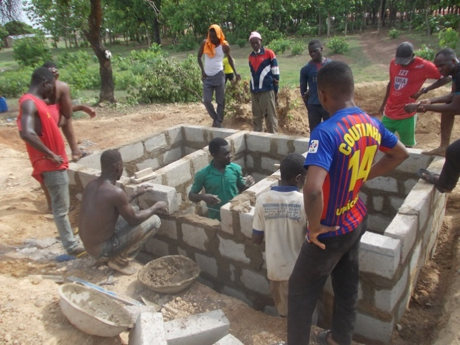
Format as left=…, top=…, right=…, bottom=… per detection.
left=188, top=191, right=221, bottom=205
left=303, top=166, right=339, bottom=250
left=115, top=188, right=167, bottom=226
left=411, top=76, right=452, bottom=100
left=58, top=81, right=73, bottom=119
left=72, top=104, right=96, bottom=118
left=405, top=93, right=460, bottom=114
left=378, top=82, right=391, bottom=116
left=367, top=141, right=409, bottom=181
left=300, top=67, right=308, bottom=104
left=222, top=45, right=240, bottom=80
left=19, top=100, right=63, bottom=166
left=197, top=40, right=207, bottom=79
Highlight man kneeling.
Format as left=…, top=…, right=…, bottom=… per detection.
left=79, top=149, right=167, bottom=275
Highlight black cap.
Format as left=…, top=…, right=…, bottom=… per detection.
left=395, top=42, right=414, bottom=65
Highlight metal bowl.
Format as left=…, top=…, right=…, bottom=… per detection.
left=138, top=255, right=200, bottom=294
left=58, top=283, right=133, bottom=337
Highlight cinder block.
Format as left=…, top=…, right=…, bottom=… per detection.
left=359, top=232, right=401, bottom=279
left=77, top=152, right=101, bottom=169
left=372, top=196, right=384, bottom=211
left=129, top=312, right=166, bottom=345
left=138, top=183, right=181, bottom=214
left=166, top=126, right=183, bottom=145
left=252, top=172, right=269, bottom=183
left=182, top=224, right=208, bottom=251
left=220, top=203, right=233, bottom=235
left=246, top=133, right=272, bottom=153
left=119, top=142, right=144, bottom=162
left=211, top=128, right=237, bottom=139
left=221, top=286, right=253, bottom=307
left=399, top=182, right=433, bottom=231
left=354, top=312, right=394, bottom=345
left=240, top=269, right=270, bottom=295
left=293, top=138, right=310, bottom=155
left=408, top=241, right=422, bottom=292
left=403, top=178, right=417, bottom=195
left=157, top=218, right=178, bottom=239
left=189, top=150, right=210, bottom=173
left=136, top=158, right=160, bottom=172
left=228, top=133, right=246, bottom=155
left=245, top=178, right=278, bottom=198
left=144, top=133, right=167, bottom=152
left=163, top=147, right=182, bottom=165
left=395, top=150, right=432, bottom=174
left=261, top=157, right=280, bottom=172
left=367, top=214, right=392, bottom=234
left=161, top=160, right=192, bottom=188
left=145, top=238, right=169, bottom=257
left=239, top=207, right=255, bottom=238
left=77, top=167, right=100, bottom=188
left=163, top=309, right=229, bottom=345
left=135, top=168, right=153, bottom=179
left=213, top=334, right=244, bottom=345
left=246, top=155, right=254, bottom=169
left=389, top=196, right=405, bottom=212
left=365, top=176, right=398, bottom=193
left=183, top=125, right=206, bottom=143
left=67, top=166, right=78, bottom=186
left=374, top=267, right=409, bottom=313
left=195, top=252, right=218, bottom=278
left=396, top=287, right=411, bottom=321
left=218, top=236, right=250, bottom=264
left=359, top=192, right=368, bottom=206
left=275, top=135, right=291, bottom=156
left=385, top=214, right=418, bottom=263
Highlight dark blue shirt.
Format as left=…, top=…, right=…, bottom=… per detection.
left=300, top=58, right=331, bottom=105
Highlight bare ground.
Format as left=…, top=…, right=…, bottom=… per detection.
left=1, top=57, right=460, bottom=344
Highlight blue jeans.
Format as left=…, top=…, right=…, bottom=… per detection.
left=42, top=170, right=79, bottom=253
left=288, top=216, right=368, bottom=345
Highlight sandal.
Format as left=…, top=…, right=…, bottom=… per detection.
left=417, top=168, right=439, bottom=185
left=417, top=168, right=449, bottom=193
left=72, top=150, right=91, bottom=162
left=315, top=329, right=332, bottom=345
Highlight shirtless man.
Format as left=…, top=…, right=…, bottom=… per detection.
left=79, top=149, right=167, bottom=275
left=43, top=61, right=96, bottom=162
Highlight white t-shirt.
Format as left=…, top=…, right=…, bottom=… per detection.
left=204, top=45, right=224, bottom=76
left=253, top=186, right=307, bottom=281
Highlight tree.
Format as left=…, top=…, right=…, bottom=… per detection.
left=4, top=20, right=33, bottom=35
left=83, top=0, right=115, bottom=103
left=0, top=0, right=20, bottom=23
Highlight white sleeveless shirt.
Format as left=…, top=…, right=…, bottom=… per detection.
left=204, top=45, right=224, bottom=76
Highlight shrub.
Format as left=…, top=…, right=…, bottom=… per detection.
left=438, top=27, right=459, bottom=50
left=290, top=41, right=305, bottom=56
left=57, top=51, right=92, bottom=68
left=326, top=36, right=349, bottom=54
left=296, top=22, right=318, bottom=36
left=176, top=33, right=198, bottom=51
left=237, top=39, right=246, bottom=48
left=414, top=44, right=435, bottom=61
left=13, top=35, right=52, bottom=67
left=255, top=26, right=282, bottom=45
left=389, top=28, right=400, bottom=39
left=0, top=67, right=34, bottom=97
left=127, top=54, right=202, bottom=104
left=267, top=38, right=292, bottom=55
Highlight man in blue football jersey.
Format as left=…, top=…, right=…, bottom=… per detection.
left=287, top=61, right=409, bottom=345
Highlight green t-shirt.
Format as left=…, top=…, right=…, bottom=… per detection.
left=190, top=161, right=246, bottom=220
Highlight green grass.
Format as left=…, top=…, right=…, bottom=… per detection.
left=0, top=30, right=447, bottom=96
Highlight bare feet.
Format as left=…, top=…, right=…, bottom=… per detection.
left=313, top=329, right=339, bottom=345
left=71, top=150, right=90, bottom=162
left=422, top=146, right=447, bottom=157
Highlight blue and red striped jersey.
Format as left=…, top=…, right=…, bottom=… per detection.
left=249, top=47, right=280, bottom=94
left=304, top=107, right=398, bottom=239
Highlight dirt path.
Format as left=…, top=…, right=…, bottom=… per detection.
left=1, top=79, right=460, bottom=344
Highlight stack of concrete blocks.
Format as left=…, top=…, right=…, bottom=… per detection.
left=128, top=309, right=243, bottom=345
left=67, top=126, right=448, bottom=344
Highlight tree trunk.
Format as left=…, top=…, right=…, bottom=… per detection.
left=377, top=0, right=384, bottom=35
left=344, top=14, right=348, bottom=35
left=327, top=11, right=331, bottom=37
left=153, top=16, right=161, bottom=44
left=84, top=0, right=115, bottom=103
left=425, top=0, right=431, bottom=36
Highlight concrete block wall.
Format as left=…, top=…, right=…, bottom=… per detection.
left=68, top=127, right=448, bottom=345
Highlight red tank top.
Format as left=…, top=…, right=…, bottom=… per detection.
left=17, top=94, right=68, bottom=183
